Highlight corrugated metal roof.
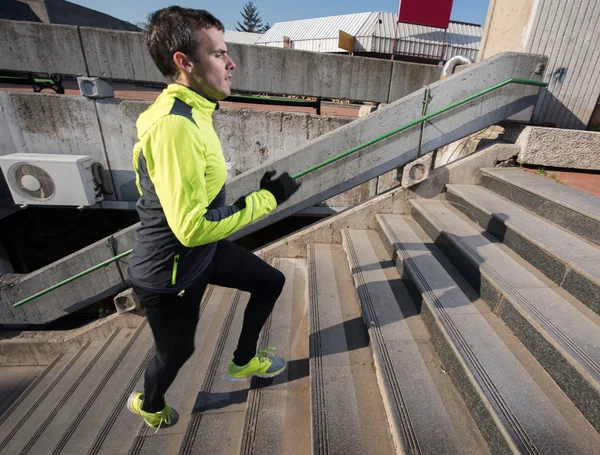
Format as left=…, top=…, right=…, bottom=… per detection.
left=256, top=12, right=373, bottom=43
left=257, top=12, right=482, bottom=60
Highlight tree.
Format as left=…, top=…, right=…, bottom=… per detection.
left=236, top=1, right=266, bottom=33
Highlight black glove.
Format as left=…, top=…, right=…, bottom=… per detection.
left=260, top=170, right=301, bottom=205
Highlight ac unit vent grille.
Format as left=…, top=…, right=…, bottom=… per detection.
left=9, top=163, right=56, bottom=201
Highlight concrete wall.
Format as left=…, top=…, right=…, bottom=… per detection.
left=0, top=52, right=548, bottom=324
left=479, top=0, right=600, bottom=129
left=0, top=91, right=355, bottom=202
left=479, top=0, right=536, bottom=61
left=0, top=19, right=441, bottom=103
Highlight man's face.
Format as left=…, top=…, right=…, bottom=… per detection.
left=188, top=27, right=236, bottom=101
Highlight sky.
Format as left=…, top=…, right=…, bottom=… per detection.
left=70, top=0, right=490, bottom=30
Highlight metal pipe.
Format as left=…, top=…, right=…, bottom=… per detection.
left=13, top=77, right=548, bottom=308
left=441, top=55, right=474, bottom=79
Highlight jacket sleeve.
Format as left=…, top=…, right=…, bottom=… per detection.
left=143, top=115, right=277, bottom=247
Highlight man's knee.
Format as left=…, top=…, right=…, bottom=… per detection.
left=271, top=268, right=285, bottom=295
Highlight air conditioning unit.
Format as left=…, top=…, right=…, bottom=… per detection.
left=0, top=154, right=104, bottom=207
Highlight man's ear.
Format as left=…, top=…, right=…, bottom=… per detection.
left=173, top=51, right=193, bottom=74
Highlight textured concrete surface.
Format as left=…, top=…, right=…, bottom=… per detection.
left=401, top=152, right=433, bottom=187
left=343, top=228, right=490, bottom=454
left=379, top=212, right=600, bottom=453
left=0, top=19, right=87, bottom=75
left=481, top=168, right=600, bottom=246
left=411, top=143, right=520, bottom=199
left=309, top=244, right=395, bottom=455
left=516, top=126, right=600, bottom=170
left=446, top=184, right=600, bottom=315
left=0, top=92, right=354, bottom=202
left=409, top=199, right=600, bottom=434
left=1, top=20, right=453, bottom=103
left=434, top=125, right=505, bottom=168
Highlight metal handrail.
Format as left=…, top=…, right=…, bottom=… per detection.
left=12, top=77, right=548, bottom=308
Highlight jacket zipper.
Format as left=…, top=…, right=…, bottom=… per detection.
left=171, top=254, right=180, bottom=285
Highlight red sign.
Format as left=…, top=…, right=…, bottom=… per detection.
left=398, top=0, right=454, bottom=29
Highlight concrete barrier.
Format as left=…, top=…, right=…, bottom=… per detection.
left=515, top=126, right=600, bottom=170
left=1, top=20, right=442, bottom=103
left=0, top=20, right=87, bottom=75
left=0, top=92, right=355, bottom=201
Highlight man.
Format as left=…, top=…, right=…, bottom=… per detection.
left=125, top=6, right=300, bottom=430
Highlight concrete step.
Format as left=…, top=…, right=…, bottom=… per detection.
left=49, top=321, right=153, bottom=455
left=408, top=200, right=600, bottom=435
left=446, top=184, right=600, bottom=315
left=481, top=168, right=600, bottom=246
left=341, top=229, right=490, bottom=454
left=377, top=213, right=600, bottom=454
left=239, top=258, right=310, bottom=455
left=0, top=363, right=54, bottom=417
left=176, top=289, right=254, bottom=455
left=308, top=244, right=397, bottom=455
left=0, top=352, right=91, bottom=453
left=122, top=286, right=236, bottom=455
left=0, top=328, right=133, bottom=455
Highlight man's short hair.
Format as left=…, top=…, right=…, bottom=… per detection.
left=146, top=6, right=225, bottom=82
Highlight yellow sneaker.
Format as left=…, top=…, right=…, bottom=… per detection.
left=127, top=392, right=174, bottom=432
left=226, top=346, right=286, bottom=382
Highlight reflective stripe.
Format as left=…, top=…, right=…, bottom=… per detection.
left=171, top=254, right=180, bottom=285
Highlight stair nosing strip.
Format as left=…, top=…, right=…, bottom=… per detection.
left=308, top=244, right=330, bottom=455
left=125, top=286, right=215, bottom=455
left=423, top=204, right=600, bottom=380
left=0, top=353, right=64, bottom=428
left=380, top=216, right=540, bottom=455
left=48, top=321, right=148, bottom=455
left=345, top=231, right=422, bottom=455
left=178, top=289, right=242, bottom=455
left=16, top=328, right=122, bottom=455
left=0, top=345, right=90, bottom=451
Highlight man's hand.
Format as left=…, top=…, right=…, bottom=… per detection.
left=260, top=170, right=301, bottom=205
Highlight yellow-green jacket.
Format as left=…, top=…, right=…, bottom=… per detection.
left=127, top=84, right=277, bottom=292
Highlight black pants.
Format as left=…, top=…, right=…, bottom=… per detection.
left=132, top=240, right=285, bottom=412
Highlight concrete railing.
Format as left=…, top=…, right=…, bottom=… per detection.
left=0, top=19, right=441, bottom=104
left=0, top=52, right=548, bottom=324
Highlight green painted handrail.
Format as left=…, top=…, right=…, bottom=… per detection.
left=12, top=77, right=548, bottom=308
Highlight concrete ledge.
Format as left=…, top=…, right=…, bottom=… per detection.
left=516, top=126, right=600, bottom=170
left=0, top=19, right=87, bottom=75
left=0, top=311, right=143, bottom=365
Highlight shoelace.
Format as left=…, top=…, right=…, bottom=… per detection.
left=256, top=346, right=276, bottom=363
left=154, top=406, right=174, bottom=433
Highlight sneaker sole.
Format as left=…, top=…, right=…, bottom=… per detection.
left=225, top=365, right=286, bottom=382
left=126, top=391, right=140, bottom=414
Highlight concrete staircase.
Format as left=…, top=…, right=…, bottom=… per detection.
left=1, top=167, right=600, bottom=454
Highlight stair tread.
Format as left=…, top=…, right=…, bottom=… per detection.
left=239, top=258, right=310, bottom=455
left=0, top=366, right=42, bottom=411
left=308, top=244, right=397, bottom=455
left=410, top=200, right=600, bottom=378
left=176, top=290, right=252, bottom=455
left=51, top=322, right=154, bottom=455
left=118, top=286, right=235, bottom=455
left=447, top=184, right=600, bottom=279
left=482, top=168, right=600, bottom=221
left=378, top=213, right=600, bottom=454
left=342, top=229, right=490, bottom=455
left=0, top=352, right=89, bottom=454
left=0, top=329, right=131, bottom=455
